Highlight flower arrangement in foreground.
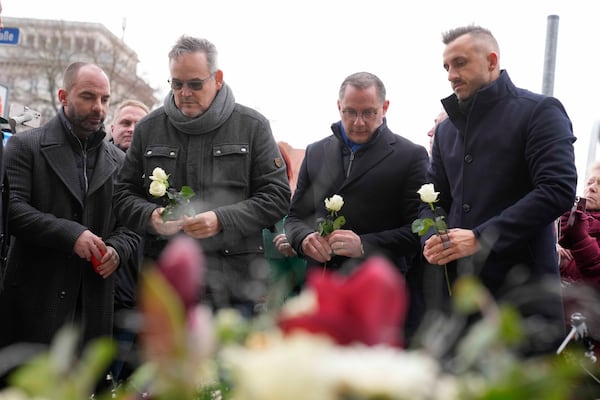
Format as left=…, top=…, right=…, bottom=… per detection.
left=0, top=236, right=592, bottom=400
left=149, top=167, right=196, bottom=221
left=412, top=183, right=452, bottom=296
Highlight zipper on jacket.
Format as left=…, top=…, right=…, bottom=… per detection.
left=346, top=151, right=355, bottom=178
left=75, top=136, right=89, bottom=195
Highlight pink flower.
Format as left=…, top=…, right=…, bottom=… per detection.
left=278, top=256, right=409, bottom=347
left=157, top=235, right=205, bottom=311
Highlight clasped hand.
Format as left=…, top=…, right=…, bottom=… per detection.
left=423, top=228, right=479, bottom=265
left=151, top=208, right=222, bottom=239
left=301, top=229, right=362, bottom=263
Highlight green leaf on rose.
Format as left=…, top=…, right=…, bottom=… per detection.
left=411, top=218, right=435, bottom=236
left=333, top=216, right=346, bottom=231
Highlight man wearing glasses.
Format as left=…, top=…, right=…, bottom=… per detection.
left=285, top=72, right=429, bottom=337
left=114, top=36, right=290, bottom=316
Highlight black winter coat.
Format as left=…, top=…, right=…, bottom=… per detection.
left=0, top=114, right=140, bottom=347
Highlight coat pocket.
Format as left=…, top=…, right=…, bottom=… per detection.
left=143, top=145, right=179, bottom=189
left=212, top=144, right=250, bottom=189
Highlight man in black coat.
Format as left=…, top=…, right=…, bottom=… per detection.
left=285, top=72, right=429, bottom=338
left=422, top=25, right=577, bottom=355
left=0, top=62, right=140, bottom=357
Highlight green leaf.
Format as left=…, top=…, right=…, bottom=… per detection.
left=318, top=220, right=333, bottom=237
left=333, top=215, right=346, bottom=230
left=180, top=186, right=196, bottom=200
left=411, top=218, right=434, bottom=236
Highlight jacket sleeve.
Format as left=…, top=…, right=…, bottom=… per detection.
left=5, top=132, right=87, bottom=253
left=105, top=224, right=142, bottom=271
left=285, top=143, right=322, bottom=255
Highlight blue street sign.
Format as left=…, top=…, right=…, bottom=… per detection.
left=0, top=27, right=20, bottom=45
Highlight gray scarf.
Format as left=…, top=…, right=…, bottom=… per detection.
left=163, top=82, right=236, bottom=135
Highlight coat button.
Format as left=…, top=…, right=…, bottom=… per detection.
left=170, top=151, right=176, bottom=156
left=146, top=150, right=152, bottom=156
left=215, top=150, right=222, bottom=155
left=462, top=203, right=471, bottom=212
left=224, top=249, right=230, bottom=254
left=59, top=291, right=66, bottom=299
left=464, top=154, right=473, bottom=163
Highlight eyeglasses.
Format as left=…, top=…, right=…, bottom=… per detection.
left=341, top=109, right=378, bottom=121
left=168, top=74, right=214, bottom=91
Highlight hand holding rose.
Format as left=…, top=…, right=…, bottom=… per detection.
left=182, top=211, right=222, bottom=239
left=301, top=232, right=332, bottom=263
left=327, top=230, right=364, bottom=258
left=423, top=228, right=479, bottom=265
left=150, top=208, right=183, bottom=236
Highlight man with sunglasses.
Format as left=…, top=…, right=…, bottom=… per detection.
left=114, top=36, right=290, bottom=316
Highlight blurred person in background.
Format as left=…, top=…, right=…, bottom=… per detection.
left=426, top=110, right=448, bottom=154
left=109, top=99, right=149, bottom=152
left=262, top=143, right=306, bottom=308
left=108, top=99, right=149, bottom=383
left=558, top=161, right=600, bottom=350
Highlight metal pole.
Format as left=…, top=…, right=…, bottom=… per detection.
left=542, top=15, right=559, bottom=96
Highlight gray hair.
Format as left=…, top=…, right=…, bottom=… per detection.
left=339, top=72, right=386, bottom=104
left=168, top=36, right=219, bottom=73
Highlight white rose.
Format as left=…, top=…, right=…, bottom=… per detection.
left=149, top=180, right=167, bottom=197
left=417, top=184, right=439, bottom=204
left=150, top=167, right=169, bottom=184
left=325, top=194, right=344, bottom=212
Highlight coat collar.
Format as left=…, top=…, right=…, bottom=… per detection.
left=326, top=121, right=396, bottom=189
left=442, top=70, right=515, bottom=128
left=40, top=115, right=120, bottom=206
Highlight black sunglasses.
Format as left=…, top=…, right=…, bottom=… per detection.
left=168, top=74, right=214, bottom=91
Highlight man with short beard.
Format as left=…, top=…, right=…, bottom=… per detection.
left=0, top=62, right=140, bottom=355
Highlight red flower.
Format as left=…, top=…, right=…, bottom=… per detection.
left=157, top=234, right=205, bottom=311
left=278, top=256, right=409, bottom=347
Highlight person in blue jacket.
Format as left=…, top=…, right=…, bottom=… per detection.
left=421, top=25, right=577, bottom=356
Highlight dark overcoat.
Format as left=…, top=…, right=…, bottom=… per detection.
left=0, top=114, right=140, bottom=347
left=285, top=120, right=429, bottom=274
left=427, top=71, right=577, bottom=334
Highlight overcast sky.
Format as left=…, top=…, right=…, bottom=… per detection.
left=4, top=0, right=599, bottom=193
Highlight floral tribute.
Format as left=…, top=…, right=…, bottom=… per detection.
left=0, top=236, right=590, bottom=400
left=149, top=167, right=196, bottom=221
left=412, top=183, right=452, bottom=296
left=277, top=256, right=408, bottom=347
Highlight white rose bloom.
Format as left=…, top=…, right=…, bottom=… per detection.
left=417, top=184, right=439, bottom=204
left=325, top=194, right=344, bottom=212
left=149, top=180, right=167, bottom=197
left=150, top=167, right=169, bottom=183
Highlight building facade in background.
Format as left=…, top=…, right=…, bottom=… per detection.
left=0, top=16, right=158, bottom=129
